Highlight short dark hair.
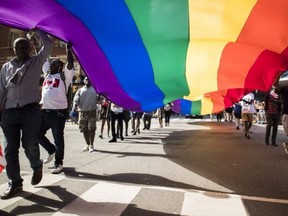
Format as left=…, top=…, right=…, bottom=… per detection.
left=51, top=59, right=64, bottom=68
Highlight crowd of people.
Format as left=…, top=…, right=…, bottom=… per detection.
left=1, top=30, right=288, bottom=201
left=0, top=28, right=174, bottom=199
left=215, top=86, right=288, bottom=149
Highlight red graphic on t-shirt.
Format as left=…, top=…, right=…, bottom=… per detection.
left=43, top=78, right=60, bottom=88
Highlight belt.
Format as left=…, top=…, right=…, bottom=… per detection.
left=42, top=109, right=67, bottom=112
left=13, top=102, right=39, bottom=109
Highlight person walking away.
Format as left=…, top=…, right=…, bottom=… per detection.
left=143, top=111, right=153, bottom=130
left=164, top=103, right=173, bottom=126
left=73, top=77, right=101, bottom=152
left=216, top=111, right=223, bottom=122
left=157, top=107, right=164, bottom=128
left=225, top=106, right=233, bottom=123
left=264, top=86, right=282, bottom=146
left=123, top=109, right=131, bottom=136
left=0, top=29, right=52, bottom=199
left=131, top=112, right=143, bottom=135
left=38, top=43, right=74, bottom=174
left=109, top=103, right=124, bottom=142
left=99, top=97, right=110, bottom=139
left=233, top=102, right=242, bottom=130
left=240, top=92, right=257, bottom=139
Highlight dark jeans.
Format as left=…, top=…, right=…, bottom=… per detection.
left=164, top=110, right=172, bottom=124
left=1, top=103, right=42, bottom=187
left=143, top=115, right=152, bottom=129
left=38, top=109, right=67, bottom=165
left=110, top=111, right=124, bottom=139
left=265, top=113, right=280, bottom=144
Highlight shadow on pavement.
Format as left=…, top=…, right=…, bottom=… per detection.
left=63, top=168, right=219, bottom=193
left=163, top=121, right=288, bottom=216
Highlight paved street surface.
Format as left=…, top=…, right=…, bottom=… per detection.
left=0, top=116, right=288, bottom=215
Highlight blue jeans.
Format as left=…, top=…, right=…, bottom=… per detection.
left=38, top=109, right=66, bottom=166
left=1, top=103, right=42, bottom=187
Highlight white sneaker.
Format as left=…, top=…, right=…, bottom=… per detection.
left=51, top=164, right=63, bottom=174
left=43, top=152, right=55, bottom=164
left=82, top=145, right=89, bottom=152
left=283, top=142, right=288, bottom=154
left=89, top=146, right=95, bottom=152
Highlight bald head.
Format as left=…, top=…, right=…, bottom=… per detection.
left=13, top=37, right=31, bottom=62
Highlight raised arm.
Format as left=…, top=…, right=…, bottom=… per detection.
left=30, top=29, right=53, bottom=64
left=66, top=43, right=74, bottom=70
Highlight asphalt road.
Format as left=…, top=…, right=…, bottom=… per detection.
left=0, top=116, right=288, bottom=216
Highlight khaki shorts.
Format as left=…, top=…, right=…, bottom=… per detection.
left=241, top=113, right=253, bottom=123
left=79, top=110, right=97, bottom=132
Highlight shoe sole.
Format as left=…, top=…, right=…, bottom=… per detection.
left=51, top=170, right=63, bottom=174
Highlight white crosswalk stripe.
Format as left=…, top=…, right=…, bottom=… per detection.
left=53, top=182, right=142, bottom=216
left=2, top=172, right=288, bottom=215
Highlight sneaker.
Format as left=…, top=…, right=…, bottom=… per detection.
left=99, top=135, right=103, bottom=139
left=236, top=126, right=240, bottom=130
left=51, top=164, right=63, bottom=174
left=82, top=145, right=89, bottom=152
left=283, top=142, right=288, bottom=153
left=43, top=152, right=55, bottom=164
left=0, top=186, right=23, bottom=200
left=89, top=146, right=95, bottom=152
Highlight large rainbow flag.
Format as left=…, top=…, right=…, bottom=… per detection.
left=0, top=0, right=288, bottom=114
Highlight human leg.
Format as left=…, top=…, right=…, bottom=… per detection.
left=50, top=110, right=66, bottom=166
left=1, top=109, right=23, bottom=188
left=166, top=111, right=171, bottom=125
left=87, top=111, right=97, bottom=150
left=38, top=111, right=56, bottom=155
left=147, top=115, right=152, bottom=130
left=282, top=114, right=288, bottom=135
left=143, top=115, right=147, bottom=130
left=271, top=114, right=280, bottom=145
left=124, top=120, right=129, bottom=136
left=118, top=113, right=124, bottom=140
left=21, top=107, right=43, bottom=170
left=265, top=114, right=272, bottom=145
left=109, top=112, right=117, bottom=142
left=107, top=118, right=111, bottom=137
left=99, top=118, right=105, bottom=138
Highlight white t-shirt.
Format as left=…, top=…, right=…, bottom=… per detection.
left=40, top=64, right=74, bottom=109
left=240, top=93, right=256, bottom=114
